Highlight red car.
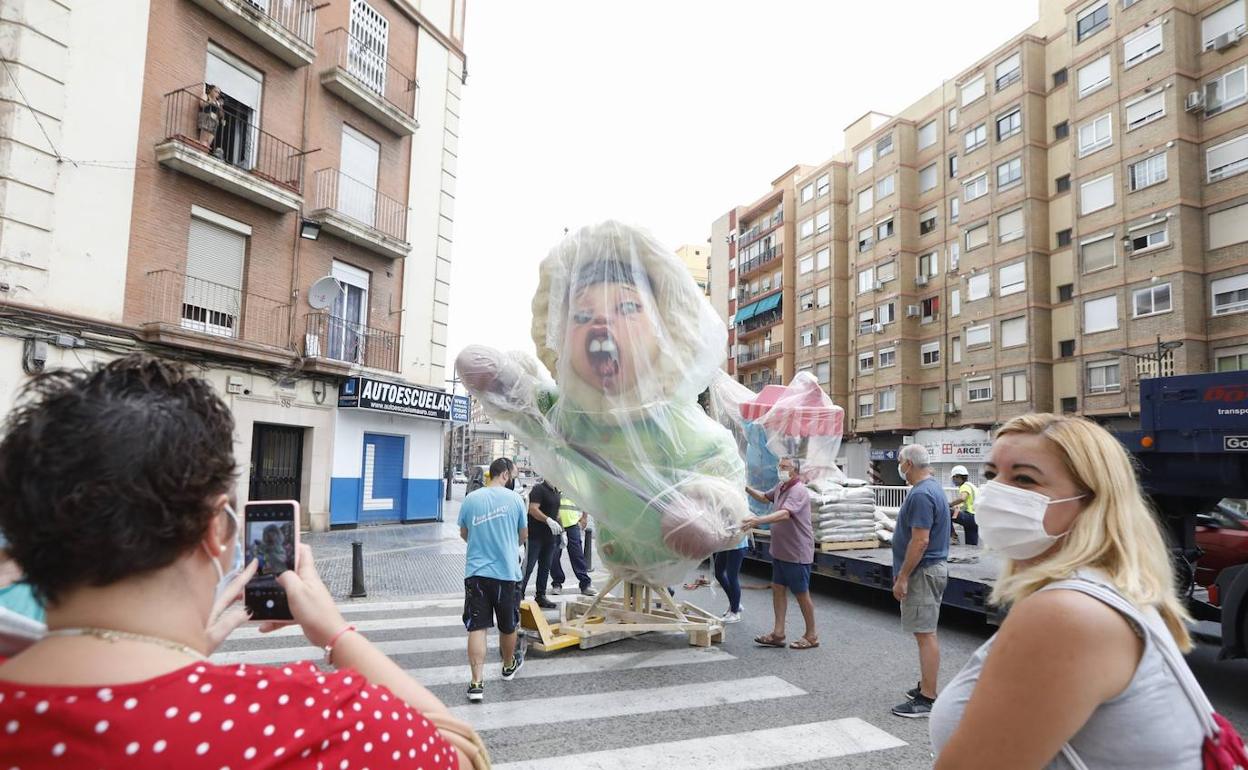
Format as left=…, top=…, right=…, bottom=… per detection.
left=1195, top=499, right=1248, bottom=600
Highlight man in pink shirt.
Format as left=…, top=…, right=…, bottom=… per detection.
left=743, top=457, right=818, bottom=650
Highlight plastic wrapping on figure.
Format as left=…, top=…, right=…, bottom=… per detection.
left=456, top=221, right=749, bottom=587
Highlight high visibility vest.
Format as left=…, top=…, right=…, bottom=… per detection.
left=959, top=482, right=977, bottom=514
left=557, top=497, right=583, bottom=529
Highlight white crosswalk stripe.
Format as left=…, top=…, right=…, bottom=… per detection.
left=229, top=614, right=462, bottom=640
left=405, top=646, right=734, bottom=687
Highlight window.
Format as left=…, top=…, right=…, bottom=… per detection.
left=1123, top=23, right=1163, bottom=66
left=1061, top=396, right=1079, bottom=413
left=1133, top=282, right=1172, bottom=316
left=966, top=223, right=990, bottom=251
left=998, top=210, right=1024, bottom=244
left=999, top=261, right=1026, bottom=294
left=800, top=183, right=814, bottom=203
left=950, top=196, right=960, bottom=222
left=1207, top=133, right=1248, bottom=182
left=1055, top=120, right=1070, bottom=140
left=1058, top=284, right=1075, bottom=302
left=1205, top=66, right=1248, bottom=116
left=1080, top=174, right=1115, bottom=215
left=1077, top=2, right=1110, bottom=41
left=921, top=296, right=940, bottom=322
left=967, top=322, right=992, bottom=347
left=919, top=251, right=940, bottom=277
left=920, top=209, right=938, bottom=235
left=878, top=218, right=895, bottom=240
left=858, top=394, right=875, bottom=418
left=328, top=259, right=371, bottom=362
left=997, top=157, right=1023, bottom=189
left=879, top=347, right=897, bottom=367
left=952, top=384, right=964, bottom=409
left=1125, top=91, right=1165, bottom=130
left=878, top=260, right=897, bottom=282
left=816, top=209, right=831, bottom=234
left=878, top=389, right=897, bottom=413
left=921, top=387, right=941, bottom=414
left=1087, top=361, right=1121, bottom=393
left=997, top=108, right=1022, bottom=141
left=858, top=267, right=876, bottom=294
left=878, top=302, right=896, bottom=324
left=1002, top=372, right=1029, bottom=402
left=952, top=335, right=963, bottom=362
left=857, top=147, right=874, bottom=173
left=1058, top=228, right=1073, bottom=247
left=1129, top=153, right=1167, bottom=191
left=877, top=134, right=894, bottom=158
left=919, top=164, right=938, bottom=192
left=1078, top=113, right=1113, bottom=156
left=1001, top=316, right=1027, bottom=347
left=949, top=154, right=959, bottom=179
left=1124, top=0, right=1140, bottom=7
left=816, top=173, right=830, bottom=196
left=816, top=247, right=830, bottom=271
left=1215, top=345, right=1248, bottom=372
left=1056, top=174, right=1071, bottom=193
left=918, top=121, right=938, bottom=150
left=816, top=285, right=831, bottom=307
left=968, top=377, right=994, bottom=402
left=1084, top=294, right=1120, bottom=333
left=964, top=123, right=988, bottom=152
left=183, top=212, right=248, bottom=337
left=859, top=351, right=875, bottom=373
left=817, top=323, right=830, bottom=345
left=877, top=174, right=896, bottom=198
left=921, top=341, right=941, bottom=366
left=964, top=173, right=989, bottom=201
left=859, top=309, right=876, bottom=333
left=951, top=288, right=962, bottom=317
left=1212, top=273, right=1248, bottom=315
left=1081, top=233, right=1117, bottom=272
left=800, top=218, right=815, bottom=239
left=1078, top=54, right=1112, bottom=98
left=858, top=227, right=874, bottom=253
left=1053, top=67, right=1069, bottom=87
left=799, top=255, right=814, bottom=275
left=1060, top=339, right=1076, bottom=357
left=800, top=290, right=814, bottom=310
left=1202, top=1, right=1246, bottom=51
left=948, top=106, right=959, bottom=129
left=858, top=188, right=874, bottom=213
left=1210, top=202, right=1248, bottom=249
left=961, top=74, right=987, bottom=105
left=996, top=53, right=1022, bottom=90
left=811, top=362, right=828, bottom=384
left=801, top=327, right=814, bottom=347
left=204, top=49, right=264, bottom=169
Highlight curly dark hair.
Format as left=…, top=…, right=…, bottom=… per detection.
left=0, top=355, right=237, bottom=604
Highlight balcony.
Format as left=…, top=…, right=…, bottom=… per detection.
left=305, top=168, right=411, bottom=259
left=188, top=0, right=317, bottom=67
left=738, top=342, right=783, bottom=366
left=738, top=211, right=784, bottom=247
left=737, top=285, right=781, bottom=304
left=320, top=28, right=419, bottom=136
left=155, top=87, right=304, bottom=212
left=737, top=245, right=783, bottom=278
left=142, top=270, right=292, bottom=363
left=303, top=312, right=401, bottom=373
left=737, top=308, right=783, bottom=337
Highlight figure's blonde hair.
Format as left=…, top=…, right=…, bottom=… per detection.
left=991, top=413, right=1192, bottom=651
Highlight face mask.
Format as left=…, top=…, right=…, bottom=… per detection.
left=204, top=503, right=244, bottom=603
left=975, top=480, right=1087, bottom=560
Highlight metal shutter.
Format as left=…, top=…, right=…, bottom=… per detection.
left=184, top=218, right=246, bottom=326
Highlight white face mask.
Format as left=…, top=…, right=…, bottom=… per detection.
left=976, top=480, right=1087, bottom=560
left=204, top=503, right=244, bottom=603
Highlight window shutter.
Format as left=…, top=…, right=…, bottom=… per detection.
left=1078, top=55, right=1111, bottom=95
left=1125, top=92, right=1165, bottom=127
left=187, top=218, right=246, bottom=291
left=1082, top=236, right=1116, bottom=271
left=966, top=224, right=989, bottom=249
left=1080, top=175, right=1115, bottom=214
left=1210, top=203, right=1248, bottom=249
left=1203, top=0, right=1246, bottom=48
left=1208, top=134, right=1248, bottom=179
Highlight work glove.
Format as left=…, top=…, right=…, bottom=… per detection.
left=546, top=518, right=563, bottom=536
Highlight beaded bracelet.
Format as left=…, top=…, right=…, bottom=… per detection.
left=324, top=624, right=357, bottom=666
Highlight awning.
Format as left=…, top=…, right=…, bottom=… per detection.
left=755, top=293, right=782, bottom=315
left=734, top=299, right=762, bottom=325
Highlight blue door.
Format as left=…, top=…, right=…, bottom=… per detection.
left=360, top=433, right=404, bottom=524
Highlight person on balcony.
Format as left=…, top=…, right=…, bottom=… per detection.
left=197, top=84, right=224, bottom=158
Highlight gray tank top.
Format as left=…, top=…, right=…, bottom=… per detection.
left=929, top=571, right=1203, bottom=769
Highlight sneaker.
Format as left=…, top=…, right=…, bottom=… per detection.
left=550, top=585, right=562, bottom=595
left=905, top=681, right=922, bottom=700
left=891, top=694, right=934, bottom=718
left=466, top=681, right=484, bottom=703
left=579, top=586, right=597, bottom=596
left=501, top=651, right=524, bottom=681
left=535, top=596, right=557, bottom=610
left=721, top=611, right=742, bottom=624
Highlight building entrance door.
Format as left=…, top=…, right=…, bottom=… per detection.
left=250, top=424, right=304, bottom=502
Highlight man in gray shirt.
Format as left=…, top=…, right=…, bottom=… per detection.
left=743, top=456, right=818, bottom=650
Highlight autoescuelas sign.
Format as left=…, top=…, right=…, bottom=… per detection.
left=338, top=376, right=453, bottom=421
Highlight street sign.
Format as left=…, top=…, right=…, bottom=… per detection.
left=338, top=376, right=454, bottom=421
left=452, top=395, right=470, bottom=423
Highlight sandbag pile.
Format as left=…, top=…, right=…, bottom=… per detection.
left=874, top=508, right=898, bottom=544
left=809, top=481, right=879, bottom=544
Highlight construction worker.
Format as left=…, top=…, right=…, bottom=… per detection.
left=550, top=495, right=596, bottom=596
left=949, top=465, right=978, bottom=546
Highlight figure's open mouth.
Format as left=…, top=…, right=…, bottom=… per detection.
left=586, top=329, right=621, bottom=385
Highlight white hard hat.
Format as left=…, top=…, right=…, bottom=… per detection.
left=951, top=465, right=969, bottom=477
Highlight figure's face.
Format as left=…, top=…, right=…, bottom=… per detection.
left=567, top=282, right=660, bottom=395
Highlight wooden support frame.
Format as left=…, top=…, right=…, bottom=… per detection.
left=561, top=577, right=725, bottom=648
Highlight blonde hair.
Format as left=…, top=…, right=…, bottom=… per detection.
left=990, top=413, right=1192, bottom=651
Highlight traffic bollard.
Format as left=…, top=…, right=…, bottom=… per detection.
left=350, top=541, right=367, bottom=598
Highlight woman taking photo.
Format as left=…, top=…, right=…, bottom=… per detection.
left=931, top=413, right=1237, bottom=769
left=0, top=357, right=486, bottom=768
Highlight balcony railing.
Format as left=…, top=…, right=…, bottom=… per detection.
left=145, top=270, right=291, bottom=349
left=313, top=167, right=408, bottom=242
left=737, top=245, right=783, bottom=277
left=738, top=343, right=783, bottom=365
left=304, top=312, right=400, bottom=372
left=737, top=308, right=783, bottom=335
left=161, top=86, right=304, bottom=194
left=245, top=0, right=316, bottom=45
left=737, top=284, right=781, bottom=303
left=323, top=28, right=418, bottom=120
left=739, top=211, right=784, bottom=247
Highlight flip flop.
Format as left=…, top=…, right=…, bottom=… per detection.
left=682, top=577, right=710, bottom=590
left=754, top=634, right=786, bottom=648
left=789, top=638, right=820, bottom=650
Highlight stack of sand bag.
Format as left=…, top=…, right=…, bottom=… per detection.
left=808, top=477, right=879, bottom=545
left=874, top=507, right=898, bottom=544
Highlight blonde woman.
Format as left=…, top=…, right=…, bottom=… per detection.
left=930, top=413, right=1206, bottom=768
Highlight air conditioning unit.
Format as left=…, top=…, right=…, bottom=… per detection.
left=945, top=404, right=960, bottom=415
left=1185, top=91, right=1205, bottom=112
left=1213, top=29, right=1242, bottom=51
left=905, top=304, right=921, bottom=318
left=915, top=274, right=929, bottom=287
left=872, top=323, right=885, bottom=334
left=873, top=280, right=885, bottom=291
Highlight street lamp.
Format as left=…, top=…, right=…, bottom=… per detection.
left=1109, top=335, right=1183, bottom=376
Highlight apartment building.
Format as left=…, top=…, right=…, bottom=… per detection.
left=0, top=0, right=468, bottom=529
left=675, top=243, right=711, bottom=295
left=710, top=0, right=1248, bottom=480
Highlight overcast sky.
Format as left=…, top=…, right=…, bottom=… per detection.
left=445, top=0, right=1040, bottom=387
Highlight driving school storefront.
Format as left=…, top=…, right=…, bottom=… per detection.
left=329, top=376, right=453, bottom=527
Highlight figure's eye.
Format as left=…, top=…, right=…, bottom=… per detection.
left=1014, top=474, right=1037, bottom=486
left=983, top=471, right=997, bottom=481
left=572, top=310, right=593, bottom=324
left=618, top=301, right=642, bottom=315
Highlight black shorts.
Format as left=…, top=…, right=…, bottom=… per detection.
left=463, top=576, right=521, bottom=634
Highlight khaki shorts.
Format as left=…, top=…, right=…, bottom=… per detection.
left=900, top=561, right=948, bottom=634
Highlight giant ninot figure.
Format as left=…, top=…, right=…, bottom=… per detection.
left=456, top=221, right=748, bottom=586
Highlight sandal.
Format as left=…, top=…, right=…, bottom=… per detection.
left=789, top=637, right=820, bottom=650
left=682, top=576, right=710, bottom=590
left=754, top=633, right=786, bottom=647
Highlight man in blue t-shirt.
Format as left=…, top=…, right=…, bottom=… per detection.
left=457, top=457, right=528, bottom=703
left=890, top=443, right=950, bottom=719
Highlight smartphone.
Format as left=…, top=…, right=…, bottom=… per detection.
left=242, top=500, right=300, bottom=621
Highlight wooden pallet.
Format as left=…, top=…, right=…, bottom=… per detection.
left=560, top=577, right=725, bottom=648
left=816, top=538, right=880, bottom=552
left=518, top=599, right=605, bottom=652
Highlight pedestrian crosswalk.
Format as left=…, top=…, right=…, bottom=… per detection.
left=211, top=595, right=910, bottom=767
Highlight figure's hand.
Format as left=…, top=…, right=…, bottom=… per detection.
left=892, top=576, right=908, bottom=602
left=741, top=517, right=759, bottom=531
left=546, top=518, right=564, bottom=536
left=270, top=546, right=347, bottom=648
left=660, top=476, right=746, bottom=559
left=204, top=558, right=258, bottom=652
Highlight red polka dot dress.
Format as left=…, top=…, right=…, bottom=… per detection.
left=0, top=662, right=459, bottom=769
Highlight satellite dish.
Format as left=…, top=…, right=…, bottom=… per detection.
left=308, top=276, right=342, bottom=310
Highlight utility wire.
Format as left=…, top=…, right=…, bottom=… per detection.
left=0, top=57, right=69, bottom=165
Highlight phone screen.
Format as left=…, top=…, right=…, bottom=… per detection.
left=243, top=501, right=298, bottom=620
